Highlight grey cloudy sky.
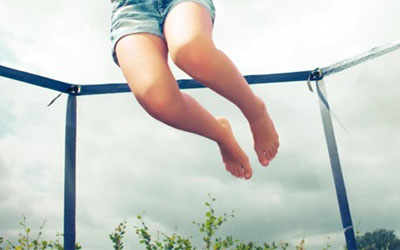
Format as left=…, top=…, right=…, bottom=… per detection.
left=0, top=0, right=399, bottom=249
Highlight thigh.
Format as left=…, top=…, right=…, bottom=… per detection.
left=115, top=33, right=179, bottom=98
left=110, top=0, right=165, bottom=66
left=162, top=1, right=215, bottom=50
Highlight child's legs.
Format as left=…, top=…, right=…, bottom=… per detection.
left=163, top=2, right=279, bottom=164
left=116, top=33, right=220, bottom=141
left=163, top=2, right=261, bottom=121
left=115, top=33, right=252, bottom=178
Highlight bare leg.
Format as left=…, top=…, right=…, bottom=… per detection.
left=116, top=33, right=252, bottom=179
left=163, top=2, right=280, bottom=166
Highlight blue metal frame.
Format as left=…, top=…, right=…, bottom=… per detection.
left=316, top=80, right=357, bottom=249
left=0, top=64, right=358, bottom=250
left=64, top=94, right=77, bottom=250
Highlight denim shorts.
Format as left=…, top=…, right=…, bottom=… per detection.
left=110, top=0, right=216, bottom=66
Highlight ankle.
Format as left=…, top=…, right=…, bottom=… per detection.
left=214, top=117, right=232, bottom=145
left=241, top=96, right=267, bottom=123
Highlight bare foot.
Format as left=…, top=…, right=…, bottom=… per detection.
left=216, top=117, right=252, bottom=179
left=249, top=97, right=279, bottom=167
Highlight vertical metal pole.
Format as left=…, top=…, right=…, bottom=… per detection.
left=316, top=80, right=357, bottom=250
left=64, top=94, right=77, bottom=250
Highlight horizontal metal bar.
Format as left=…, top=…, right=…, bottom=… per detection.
left=78, top=70, right=314, bottom=96
left=322, top=38, right=400, bottom=76
left=78, top=83, right=130, bottom=95
left=2, top=38, right=399, bottom=96
left=0, top=65, right=73, bottom=93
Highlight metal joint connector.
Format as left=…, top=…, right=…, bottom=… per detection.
left=69, top=85, right=81, bottom=95
left=307, top=68, right=323, bottom=92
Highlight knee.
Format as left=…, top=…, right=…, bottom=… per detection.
left=170, top=39, right=217, bottom=79
left=132, top=80, right=177, bottom=120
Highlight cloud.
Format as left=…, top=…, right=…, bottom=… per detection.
left=1, top=1, right=399, bottom=250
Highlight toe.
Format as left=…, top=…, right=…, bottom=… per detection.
left=272, top=147, right=278, bottom=158
left=225, top=163, right=230, bottom=172
left=238, top=166, right=245, bottom=178
left=228, top=163, right=237, bottom=177
left=256, top=147, right=269, bottom=166
left=239, top=166, right=244, bottom=178
left=271, top=151, right=276, bottom=160
left=226, top=163, right=236, bottom=177
left=243, top=163, right=253, bottom=180
left=232, top=165, right=240, bottom=178
left=229, top=167, right=235, bottom=177
left=263, top=151, right=271, bottom=166
left=268, top=150, right=274, bottom=161
left=235, top=165, right=243, bottom=178
left=272, top=142, right=280, bottom=158
left=228, top=164, right=235, bottom=176
left=265, top=150, right=272, bottom=161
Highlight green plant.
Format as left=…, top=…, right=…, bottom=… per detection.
left=0, top=215, right=81, bottom=250
left=192, top=194, right=233, bottom=250
left=134, top=214, right=193, bottom=250
left=109, top=219, right=127, bottom=250
left=131, top=194, right=296, bottom=250
left=7, top=197, right=399, bottom=249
